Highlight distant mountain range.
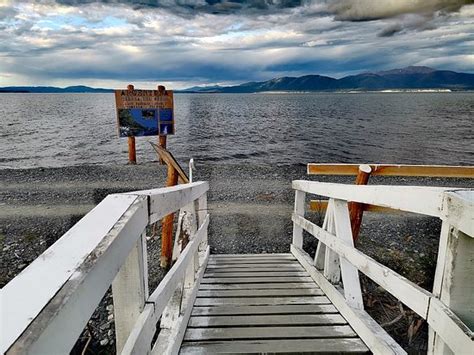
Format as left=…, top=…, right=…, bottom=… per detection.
left=0, top=85, right=113, bottom=93
left=1, top=66, right=473, bottom=93
left=180, top=66, right=474, bottom=93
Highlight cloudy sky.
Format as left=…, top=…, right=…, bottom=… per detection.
left=1, top=0, right=473, bottom=89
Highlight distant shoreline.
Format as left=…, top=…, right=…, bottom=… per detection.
left=2, top=89, right=473, bottom=94
left=2, top=65, right=474, bottom=94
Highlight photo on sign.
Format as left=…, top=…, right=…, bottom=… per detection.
left=142, top=109, right=155, bottom=119
left=160, top=122, right=174, bottom=135
left=158, top=108, right=174, bottom=135
left=159, top=108, right=173, bottom=121
left=118, top=108, right=159, bottom=137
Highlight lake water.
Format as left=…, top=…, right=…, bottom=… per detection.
left=0, top=92, right=473, bottom=169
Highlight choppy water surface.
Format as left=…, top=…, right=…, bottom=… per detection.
left=0, top=92, right=472, bottom=168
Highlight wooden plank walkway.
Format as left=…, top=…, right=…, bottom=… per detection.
left=179, top=254, right=369, bottom=354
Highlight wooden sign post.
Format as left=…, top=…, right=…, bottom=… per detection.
left=159, top=136, right=167, bottom=164
left=157, top=85, right=167, bottom=164
left=161, top=166, right=179, bottom=268
left=128, top=136, right=136, bottom=164
left=115, top=84, right=174, bottom=164
left=126, top=85, right=137, bottom=164
left=150, top=142, right=189, bottom=269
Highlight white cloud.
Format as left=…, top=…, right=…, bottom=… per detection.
left=0, top=1, right=473, bottom=87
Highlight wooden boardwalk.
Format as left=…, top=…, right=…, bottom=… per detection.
left=180, top=254, right=369, bottom=354
left=3, top=178, right=472, bottom=355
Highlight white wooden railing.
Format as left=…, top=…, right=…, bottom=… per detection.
left=291, top=180, right=473, bottom=355
left=1, top=181, right=209, bottom=355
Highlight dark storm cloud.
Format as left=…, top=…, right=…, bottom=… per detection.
left=55, top=0, right=306, bottom=15
left=377, top=24, right=403, bottom=37
left=325, top=0, right=474, bottom=38
left=50, top=0, right=474, bottom=38
left=53, top=0, right=474, bottom=18
left=327, top=0, right=474, bottom=22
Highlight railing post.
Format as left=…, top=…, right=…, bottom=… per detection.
left=183, top=204, right=198, bottom=288
left=197, top=192, right=208, bottom=252
left=333, top=199, right=363, bottom=309
left=348, top=164, right=372, bottom=243
left=162, top=201, right=197, bottom=334
left=292, top=189, right=306, bottom=248
left=322, top=199, right=341, bottom=284
left=314, top=199, right=334, bottom=270
left=112, top=231, right=149, bottom=353
left=429, top=192, right=474, bottom=354
left=173, top=202, right=197, bottom=262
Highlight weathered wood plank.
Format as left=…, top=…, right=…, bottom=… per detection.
left=180, top=338, right=369, bottom=354
left=194, top=296, right=331, bottom=306
left=188, top=314, right=347, bottom=327
left=204, top=271, right=308, bottom=278
left=128, top=181, right=209, bottom=224
left=293, top=180, right=454, bottom=217
left=207, top=258, right=296, bottom=265
left=184, top=325, right=357, bottom=341
left=208, top=256, right=295, bottom=262
left=197, top=288, right=324, bottom=297
left=200, top=276, right=314, bottom=284
left=198, top=282, right=317, bottom=290
left=149, top=142, right=189, bottom=184
left=307, top=163, right=474, bottom=178
left=206, top=263, right=301, bottom=269
left=191, top=304, right=338, bottom=316
left=292, top=245, right=406, bottom=355
left=209, top=254, right=294, bottom=259
left=205, top=266, right=304, bottom=272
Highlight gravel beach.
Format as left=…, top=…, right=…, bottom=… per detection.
left=1, top=162, right=471, bottom=353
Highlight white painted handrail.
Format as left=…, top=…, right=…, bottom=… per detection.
left=1, top=181, right=209, bottom=355
left=292, top=180, right=461, bottom=217
left=291, top=180, right=473, bottom=355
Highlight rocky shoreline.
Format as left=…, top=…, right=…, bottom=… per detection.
left=1, top=162, right=471, bottom=353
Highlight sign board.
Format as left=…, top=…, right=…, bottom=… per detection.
left=115, top=88, right=174, bottom=137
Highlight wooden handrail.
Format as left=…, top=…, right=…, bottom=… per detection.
left=310, top=200, right=402, bottom=213
left=307, top=164, right=473, bottom=240
left=292, top=181, right=474, bottom=355
left=307, top=163, right=474, bottom=178
left=3, top=182, right=209, bottom=354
